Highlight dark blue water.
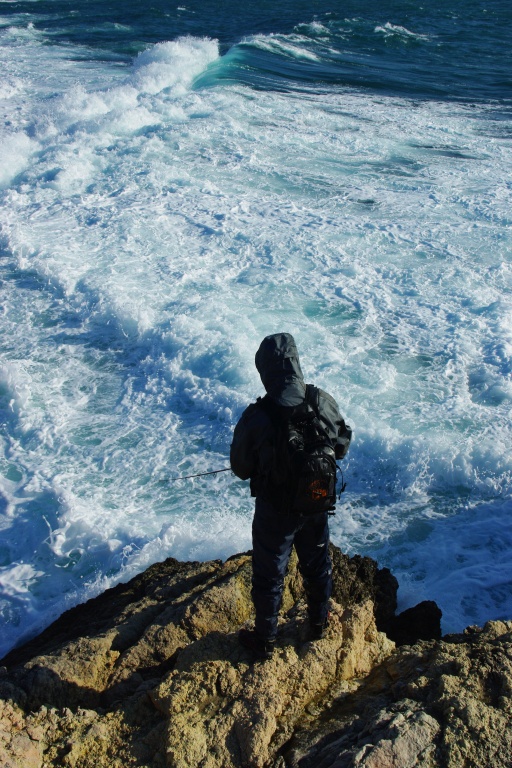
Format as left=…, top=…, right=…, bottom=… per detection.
left=4, top=0, right=512, bottom=100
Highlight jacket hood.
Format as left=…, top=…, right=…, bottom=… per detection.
left=255, top=333, right=306, bottom=407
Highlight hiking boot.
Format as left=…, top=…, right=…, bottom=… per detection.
left=238, top=628, right=275, bottom=660
left=307, top=612, right=330, bottom=641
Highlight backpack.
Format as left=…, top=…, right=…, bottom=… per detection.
left=257, top=385, right=338, bottom=515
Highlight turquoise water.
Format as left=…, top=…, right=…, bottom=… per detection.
left=0, top=0, right=511, bottom=657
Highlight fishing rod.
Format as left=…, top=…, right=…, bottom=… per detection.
left=170, top=465, right=347, bottom=495
left=169, top=467, right=233, bottom=481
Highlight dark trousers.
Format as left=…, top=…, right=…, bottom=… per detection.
left=251, top=496, right=332, bottom=640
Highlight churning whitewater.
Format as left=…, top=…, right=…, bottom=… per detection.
left=0, top=0, right=511, bottom=658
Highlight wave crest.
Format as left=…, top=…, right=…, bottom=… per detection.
left=132, top=36, right=219, bottom=95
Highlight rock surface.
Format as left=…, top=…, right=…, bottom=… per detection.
left=0, top=546, right=510, bottom=768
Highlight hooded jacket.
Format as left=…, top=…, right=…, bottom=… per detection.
left=230, top=333, right=351, bottom=499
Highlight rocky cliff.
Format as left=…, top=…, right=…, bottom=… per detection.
left=1, top=546, right=511, bottom=768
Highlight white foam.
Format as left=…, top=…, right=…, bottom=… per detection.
left=294, top=21, right=330, bottom=37
left=374, top=22, right=431, bottom=41
left=0, top=74, right=24, bottom=100
left=132, top=37, right=219, bottom=95
left=0, top=563, right=45, bottom=598
left=248, top=34, right=321, bottom=62
left=0, top=132, right=38, bottom=188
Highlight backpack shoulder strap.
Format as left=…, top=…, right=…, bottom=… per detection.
left=305, top=384, right=334, bottom=445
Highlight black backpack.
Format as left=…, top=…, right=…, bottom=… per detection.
left=257, top=385, right=338, bottom=515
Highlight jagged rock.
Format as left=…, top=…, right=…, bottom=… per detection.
left=384, top=600, right=443, bottom=646
left=150, top=599, right=392, bottom=768
left=0, top=547, right=509, bottom=768
left=327, top=547, right=442, bottom=646
left=283, top=620, right=512, bottom=768
left=329, top=547, right=398, bottom=631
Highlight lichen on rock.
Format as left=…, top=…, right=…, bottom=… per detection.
left=0, top=546, right=510, bottom=768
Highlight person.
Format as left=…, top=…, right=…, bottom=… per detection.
left=230, top=333, right=352, bottom=660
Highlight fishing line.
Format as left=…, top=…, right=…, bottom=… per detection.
left=170, top=466, right=347, bottom=490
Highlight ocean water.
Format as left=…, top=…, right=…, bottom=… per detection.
left=0, top=0, right=511, bottom=658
